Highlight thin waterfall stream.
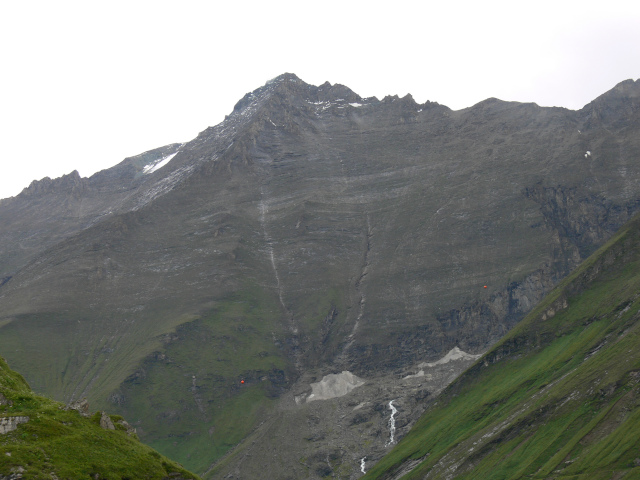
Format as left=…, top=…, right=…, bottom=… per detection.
left=385, top=400, right=398, bottom=447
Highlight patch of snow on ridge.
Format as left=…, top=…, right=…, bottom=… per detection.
left=403, top=370, right=426, bottom=380
left=306, top=371, right=365, bottom=402
left=143, top=152, right=179, bottom=175
left=131, top=164, right=196, bottom=211
left=418, top=347, right=481, bottom=369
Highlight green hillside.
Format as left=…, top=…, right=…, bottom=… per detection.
left=0, top=355, right=200, bottom=480
left=365, top=214, right=640, bottom=479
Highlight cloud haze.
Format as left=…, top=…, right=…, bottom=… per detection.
left=1, top=0, right=639, bottom=199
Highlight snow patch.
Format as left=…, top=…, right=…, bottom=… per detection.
left=418, top=347, right=481, bottom=369
left=403, top=370, right=426, bottom=380
left=306, top=371, right=365, bottom=402
left=132, top=164, right=196, bottom=210
left=350, top=102, right=363, bottom=107
left=585, top=151, right=591, bottom=158
left=143, top=152, right=179, bottom=175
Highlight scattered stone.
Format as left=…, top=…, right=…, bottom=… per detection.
left=0, top=471, right=21, bottom=479
left=3, top=465, right=26, bottom=479
left=0, top=393, right=12, bottom=406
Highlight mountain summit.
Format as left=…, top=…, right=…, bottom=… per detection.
left=1, top=75, right=640, bottom=477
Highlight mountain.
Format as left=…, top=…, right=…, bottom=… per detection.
left=365, top=211, right=640, bottom=480
left=0, top=74, right=639, bottom=478
left=0, top=354, right=199, bottom=479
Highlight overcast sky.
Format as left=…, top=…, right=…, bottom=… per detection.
left=1, top=0, right=639, bottom=200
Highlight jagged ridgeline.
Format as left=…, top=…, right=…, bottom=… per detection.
left=0, top=355, right=200, bottom=479
left=0, top=74, right=639, bottom=478
left=365, top=213, right=640, bottom=479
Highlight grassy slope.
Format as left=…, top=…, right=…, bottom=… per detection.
left=0, top=355, right=200, bottom=480
left=365, top=215, right=640, bottom=479
left=110, top=283, right=299, bottom=475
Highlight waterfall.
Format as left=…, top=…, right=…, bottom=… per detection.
left=385, top=400, right=398, bottom=447
left=360, top=456, right=366, bottom=474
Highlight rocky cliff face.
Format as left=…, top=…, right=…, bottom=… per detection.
left=363, top=210, right=640, bottom=480
left=0, top=74, right=639, bottom=478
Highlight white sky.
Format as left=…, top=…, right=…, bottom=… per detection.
left=1, top=0, right=639, bottom=200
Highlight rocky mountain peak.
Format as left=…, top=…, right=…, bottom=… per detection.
left=20, top=169, right=87, bottom=197
left=580, top=78, right=640, bottom=129
left=231, top=73, right=294, bottom=112
left=583, top=78, right=640, bottom=107
left=230, top=74, right=364, bottom=118
left=607, top=78, right=640, bottom=97
left=316, top=80, right=362, bottom=103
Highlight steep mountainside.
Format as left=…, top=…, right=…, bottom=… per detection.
left=0, top=355, right=199, bottom=479
left=0, top=143, right=182, bottom=276
left=0, top=74, right=639, bottom=477
left=365, top=212, right=640, bottom=480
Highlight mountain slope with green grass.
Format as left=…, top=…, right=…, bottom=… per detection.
left=0, top=355, right=200, bottom=480
left=365, top=214, right=640, bottom=479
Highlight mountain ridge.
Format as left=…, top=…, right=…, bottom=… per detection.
left=4, top=75, right=638, bottom=206
left=1, top=74, right=640, bottom=477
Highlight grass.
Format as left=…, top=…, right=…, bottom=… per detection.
left=364, top=214, right=640, bottom=479
left=0, top=355, right=200, bottom=480
left=108, top=283, right=294, bottom=475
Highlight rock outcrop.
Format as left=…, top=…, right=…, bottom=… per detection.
left=65, top=398, right=90, bottom=416
left=99, top=412, right=115, bottom=430
left=0, top=416, right=29, bottom=435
